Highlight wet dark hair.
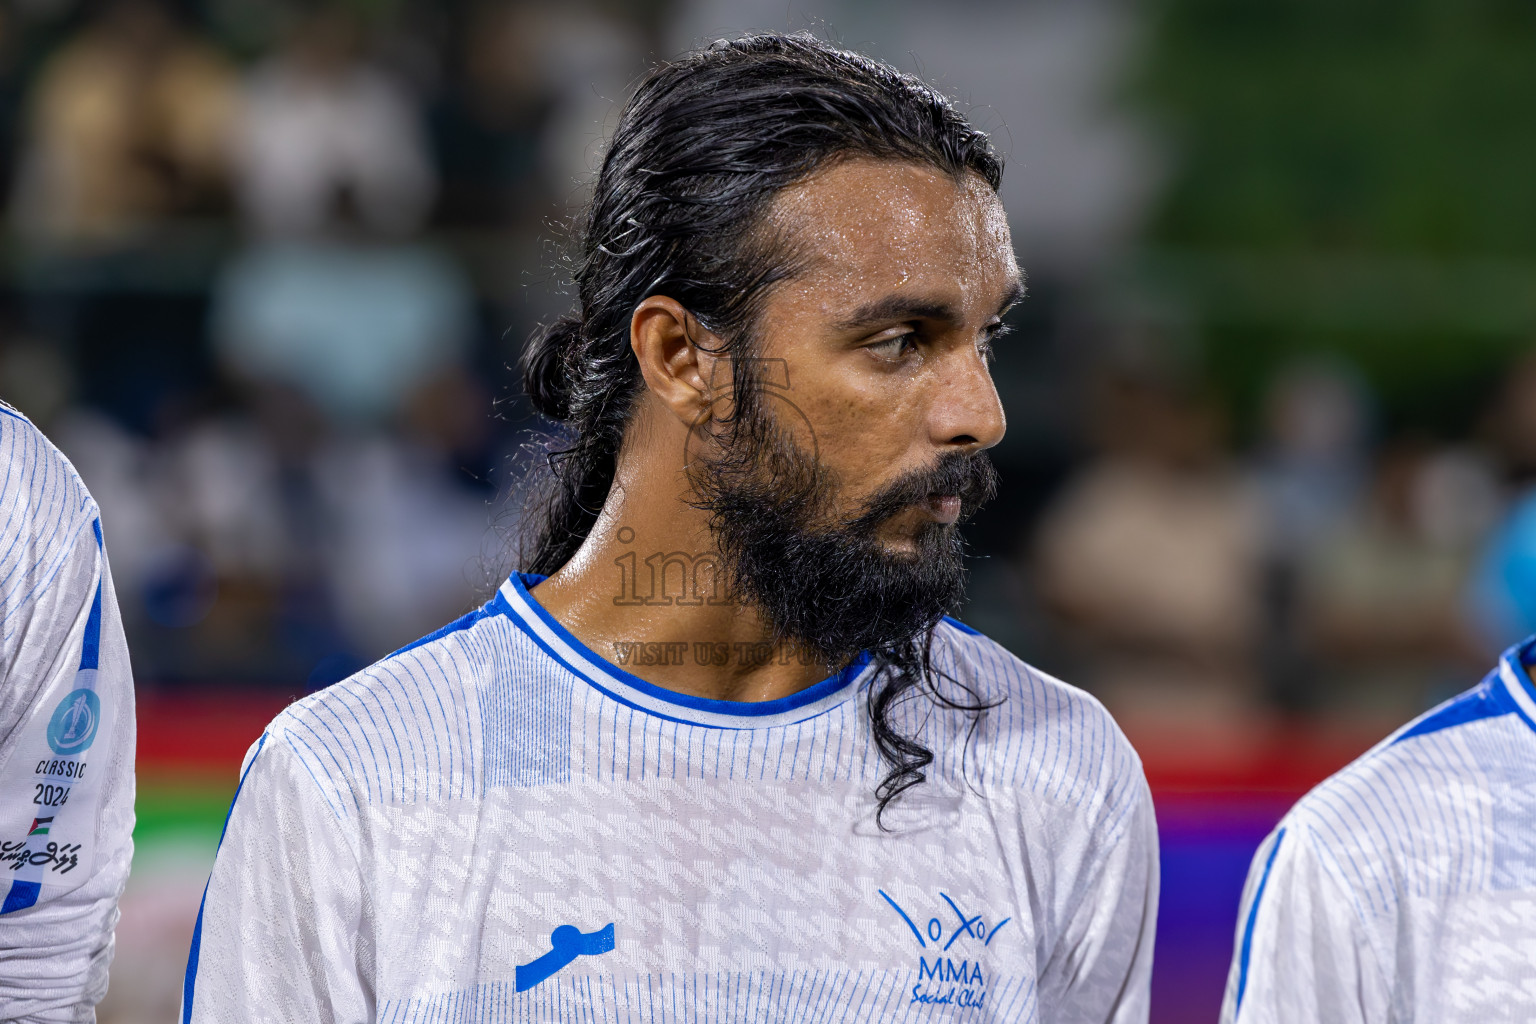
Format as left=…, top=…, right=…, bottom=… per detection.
left=518, top=31, right=1004, bottom=823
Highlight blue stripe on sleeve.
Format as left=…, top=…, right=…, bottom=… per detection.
left=1234, top=826, right=1287, bottom=1018
left=78, top=580, right=102, bottom=672
left=0, top=880, right=41, bottom=914
left=181, top=733, right=270, bottom=1024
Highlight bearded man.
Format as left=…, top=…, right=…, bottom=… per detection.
left=184, top=33, right=1157, bottom=1024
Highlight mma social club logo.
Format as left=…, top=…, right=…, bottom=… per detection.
left=47, top=690, right=101, bottom=756
left=879, top=889, right=1012, bottom=1011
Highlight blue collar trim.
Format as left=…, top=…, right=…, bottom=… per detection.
left=497, top=572, right=871, bottom=729
left=1497, top=637, right=1536, bottom=735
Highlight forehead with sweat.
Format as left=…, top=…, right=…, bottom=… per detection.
left=754, top=156, right=1018, bottom=320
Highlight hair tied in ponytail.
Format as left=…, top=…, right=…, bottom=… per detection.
left=522, top=315, right=583, bottom=423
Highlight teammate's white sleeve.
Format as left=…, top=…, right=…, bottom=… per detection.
left=182, top=733, right=375, bottom=1024
left=1042, top=777, right=1160, bottom=1024
left=0, top=409, right=136, bottom=1022
left=1219, top=817, right=1391, bottom=1024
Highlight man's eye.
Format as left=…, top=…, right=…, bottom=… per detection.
left=868, top=332, right=918, bottom=359
left=979, top=323, right=1012, bottom=361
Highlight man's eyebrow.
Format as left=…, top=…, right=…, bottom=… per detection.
left=832, top=295, right=959, bottom=332
left=996, top=278, right=1026, bottom=315
left=832, top=278, right=1027, bottom=333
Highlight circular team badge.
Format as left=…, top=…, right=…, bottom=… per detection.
left=47, top=690, right=101, bottom=756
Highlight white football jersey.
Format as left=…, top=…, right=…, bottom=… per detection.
left=184, top=572, right=1158, bottom=1023
left=1222, top=640, right=1536, bottom=1023
left=0, top=404, right=136, bottom=1021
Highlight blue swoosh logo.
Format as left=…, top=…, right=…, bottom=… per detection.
left=515, top=924, right=616, bottom=992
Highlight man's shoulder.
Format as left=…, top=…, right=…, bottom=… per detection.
left=1278, top=675, right=1528, bottom=909
left=1293, top=674, right=1524, bottom=826
left=275, top=596, right=517, bottom=725
left=261, top=596, right=521, bottom=803
left=932, top=616, right=1137, bottom=752
left=931, top=618, right=1147, bottom=814
left=0, top=404, right=102, bottom=629
left=0, top=403, right=97, bottom=524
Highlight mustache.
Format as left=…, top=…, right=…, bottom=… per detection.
left=844, top=451, right=1000, bottom=533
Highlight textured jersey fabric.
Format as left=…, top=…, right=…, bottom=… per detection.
left=185, top=572, right=1158, bottom=1024
left=0, top=404, right=136, bottom=1022
left=1222, top=639, right=1536, bottom=1023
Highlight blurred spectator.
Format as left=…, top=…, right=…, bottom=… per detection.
left=231, top=8, right=435, bottom=239
left=217, top=5, right=470, bottom=423
left=312, top=416, right=497, bottom=659
left=198, top=245, right=483, bottom=680
left=6, top=0, right=234, bottom=439
left=1464, top=351, right=1536, bottom=653
left=47, top=402, right=290, bottom=684
left=431, top=2, right=647, bottom=230
left=1254, top=360, right=1371, bottom=559
left=211, top=241, right=473, bottom=423
left=0, top=334, right=73, bottom=427
left=53, top=374, right=496, bottom=688
left=523, top=3, right=646, bottom=202
left=10, top=2, right=495, bottom=690
left=1033, top=369, right=1266, bottom=724
left=1251, top=359, right=1372, bottom=709
left=432, top=2, right=555, bottom=228
left=47, top=406, right=167, bottom=586
left=9, top=0, right=236, bottom=245
left=187, top=5, right=491, bottom=683
left=1300, top=438, right=1493, bottom=718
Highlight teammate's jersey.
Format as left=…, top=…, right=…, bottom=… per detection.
left=1222, top=639, right=1536, bottom=1023
left=184, top=571, right=1158, bottom=1024
left=0, top=404, right=136, bottom=1021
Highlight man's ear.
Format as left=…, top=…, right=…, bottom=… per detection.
left=631, top=296, right=724, bottom=428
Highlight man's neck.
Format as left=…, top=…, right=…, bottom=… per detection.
left=528, top=500, right=838, bottom=706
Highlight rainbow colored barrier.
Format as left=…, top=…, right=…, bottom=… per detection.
left=1135, top=722, right=1384, bottom=1023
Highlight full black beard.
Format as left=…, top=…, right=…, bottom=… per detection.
left=687, top=381, right=999, bottom=668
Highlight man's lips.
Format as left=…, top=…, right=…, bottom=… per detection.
left=924, top=494, right=962, bottom=524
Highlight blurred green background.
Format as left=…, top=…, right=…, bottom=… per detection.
left=1137, top=0, right=1536, bottom=436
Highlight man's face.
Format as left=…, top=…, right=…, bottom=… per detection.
left=689, top=157, right=1017, bottom=662
left=747, top=157, right=1015, bottom=545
